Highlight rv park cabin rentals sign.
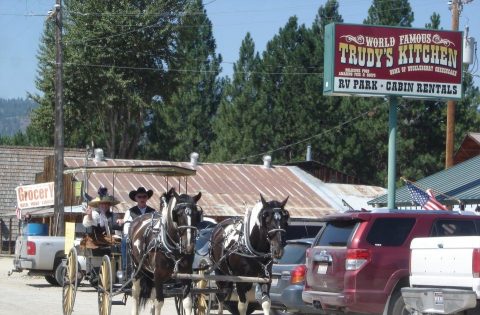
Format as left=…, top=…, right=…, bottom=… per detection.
left=323, top=23, right=463, bottom=100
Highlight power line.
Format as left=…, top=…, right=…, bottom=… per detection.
left=224, top=106, right=379, bottom=164
left=58, top=61, right=325, bottom=76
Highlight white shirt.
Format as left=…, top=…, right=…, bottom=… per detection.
left=83, top=210, right=111, bottom=235
left=122, top=207, right=147, bottom=235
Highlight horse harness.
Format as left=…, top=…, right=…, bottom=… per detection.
left=131, top=201, right=200, bottom=276
left=212, top=207, right=287, bottom=278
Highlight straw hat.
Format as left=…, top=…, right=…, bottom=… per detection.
left=88, top=186, right=120, bottom=207
left=88, top=195, right=120, bottom=207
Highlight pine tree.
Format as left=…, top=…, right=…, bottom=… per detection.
left=209, top=33, right=267, bottom=163
left=364, top=0, right=414, bottom=26
left=29, top=0, right=187, bottom=158
left=425, top=12, right=441, bottom=29
left=145, top=0, right=222, bottom=161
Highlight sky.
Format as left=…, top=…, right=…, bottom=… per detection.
left=0, top=0, right=479, bottom=99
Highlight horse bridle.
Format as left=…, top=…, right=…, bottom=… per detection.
left=265, top=207, right=288, bottom=239
left=170, top=202, right=201, bottom=254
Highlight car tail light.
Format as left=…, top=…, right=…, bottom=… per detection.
left=345, top=249, right=370, bottom=271
left=472, top=248, right=480, bottom=277
left=27, top=241, right=36, bottom=256
left=290, top=264, right=307, bottom=284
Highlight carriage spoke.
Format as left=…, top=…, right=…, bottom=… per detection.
left=62, top=247, right=78, bottom=315
left=98, top=255, right=112, bottom=315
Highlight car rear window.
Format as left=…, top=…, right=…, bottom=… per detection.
left=366, top=218, right=415, bottom=246
left=277, top=243, right=310, bottom=264
left=286, top=225, right=323, bottom=240
left=315, top=220, right=358, bottom=246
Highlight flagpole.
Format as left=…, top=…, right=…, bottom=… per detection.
left=387, top=96, right=398, bottom=209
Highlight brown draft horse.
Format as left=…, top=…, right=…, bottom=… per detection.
left=128, top=188, right=203, bottom=315
left=209, top=194, right=290, bottom=315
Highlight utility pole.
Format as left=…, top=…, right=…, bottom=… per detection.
left=445, top=0, right=460, bottom=169
left=53, top=0, right=65, bottom=236
left=446, top=0, right=474, bottom=168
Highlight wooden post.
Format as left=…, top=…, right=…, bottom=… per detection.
left=446, top=0, right=460, bottom=168
left=8, top=218, right=13, bottom=254
left=0, top=219, right=3, bottom=253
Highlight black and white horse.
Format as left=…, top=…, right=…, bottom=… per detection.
left=209, top=194, right=289, bottom=315
left=128, top=188, right=202, bottom=315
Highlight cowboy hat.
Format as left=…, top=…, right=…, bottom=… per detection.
left=129, top=187, right=153, bottom=201
left=88, top=195, right=120, bottom=207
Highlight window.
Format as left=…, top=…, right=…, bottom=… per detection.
left=316, top=220, right=358, bottom=247
left=431, top=219, right=478, bottom=237
left=276, top=243, right=310, bottom=264
left=286, top=224, right=324, bottom=240
left=366, top=218, right=415, bottom=246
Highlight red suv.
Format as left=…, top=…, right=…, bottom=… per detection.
left=302, top=210, right=480, bottom=315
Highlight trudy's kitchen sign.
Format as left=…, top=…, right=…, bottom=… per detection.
left=16, top=182, right=55, bottom=209
left=323, top=23, right=463, bottom=99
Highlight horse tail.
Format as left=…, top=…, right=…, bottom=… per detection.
left=139, top=276, right=154, bottom=308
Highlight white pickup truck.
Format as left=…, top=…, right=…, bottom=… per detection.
left=11, top=234, right=67, bottom=286
left=402, top=236, right=480, bottom=314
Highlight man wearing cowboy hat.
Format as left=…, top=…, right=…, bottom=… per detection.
left=117, top=187, right=156, bottom=273
left=83, top=186, right=120, bottom=237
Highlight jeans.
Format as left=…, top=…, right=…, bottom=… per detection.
left=121, top=236, right=127, bottom=271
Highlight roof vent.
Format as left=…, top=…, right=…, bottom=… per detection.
left=190, top=152, right=199, bottom=168
left=94, top=148, right=105, bottom=162
left=263, top=155, right=272, bottom=168
left=306, top=145, right=312, bottom=161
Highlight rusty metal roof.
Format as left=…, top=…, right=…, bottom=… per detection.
left=64, top=157, right=338, bottom=219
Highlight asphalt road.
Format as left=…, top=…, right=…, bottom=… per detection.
left=0, top=255, right=203, bottom=315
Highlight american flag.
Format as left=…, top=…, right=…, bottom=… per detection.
left=406, top=182, right=448, bottom=210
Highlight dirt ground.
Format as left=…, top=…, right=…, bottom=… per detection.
left=0, top=255, right=196, bottom=315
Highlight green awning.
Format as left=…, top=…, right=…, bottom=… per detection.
left=368, top=155, right=480, bottom=207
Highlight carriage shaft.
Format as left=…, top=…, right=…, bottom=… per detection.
left=172, top=273, right=270, bottom=283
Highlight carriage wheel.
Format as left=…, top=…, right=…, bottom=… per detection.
left=62, top=247, right=78, bottom=315
left=174, top=295, right=186, bottom=315
left=97, top=255, right=112, bottom=315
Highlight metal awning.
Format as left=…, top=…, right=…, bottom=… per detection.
left=368, top=155, right=480, bottom=207
left=63, top=165, right=196, bottom=177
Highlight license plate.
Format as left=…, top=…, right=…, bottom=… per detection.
left=434, top=292, right=444, bottom=305
left=317, top=264, right=328, bottom=274
left=271, top=277, right=278, bottom=286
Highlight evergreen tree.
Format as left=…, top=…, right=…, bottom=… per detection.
left=28, top=0, right=187, bottom=158
left=364, top=0, right=414, bottom=26
left=307, top=0, right=345, bottom=164
left=145, top=0, right=223, bottom=161
left=209, top=33, right=268, bottom=163
left=425, top=12, right=441, bottom=29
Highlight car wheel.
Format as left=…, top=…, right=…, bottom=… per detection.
left=55, top=260, right=83, bottom=287
left=390, top=290, right=408, bottom=315
left=45, top=275, right=59, bottom=286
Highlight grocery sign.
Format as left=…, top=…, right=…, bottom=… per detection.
left=323, top=23, right=463, bottom=99
left=16, top=182, right=55, bottom=209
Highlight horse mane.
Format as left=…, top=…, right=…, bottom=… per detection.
left=247, top=202, right=263, bottom=236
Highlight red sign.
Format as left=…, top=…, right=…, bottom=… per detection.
left=324, top=24, right=463, bottom=99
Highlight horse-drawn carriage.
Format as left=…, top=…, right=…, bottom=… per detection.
left=61, top=164, right=290, bottom=315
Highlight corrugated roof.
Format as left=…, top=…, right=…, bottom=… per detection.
left=368, top=155, right=480, bottom=207
left=64, top=157, right=338, bottom=219
left=0, top=146, right=84, bottom=215
left=325, top=183, right=386, bottom=210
